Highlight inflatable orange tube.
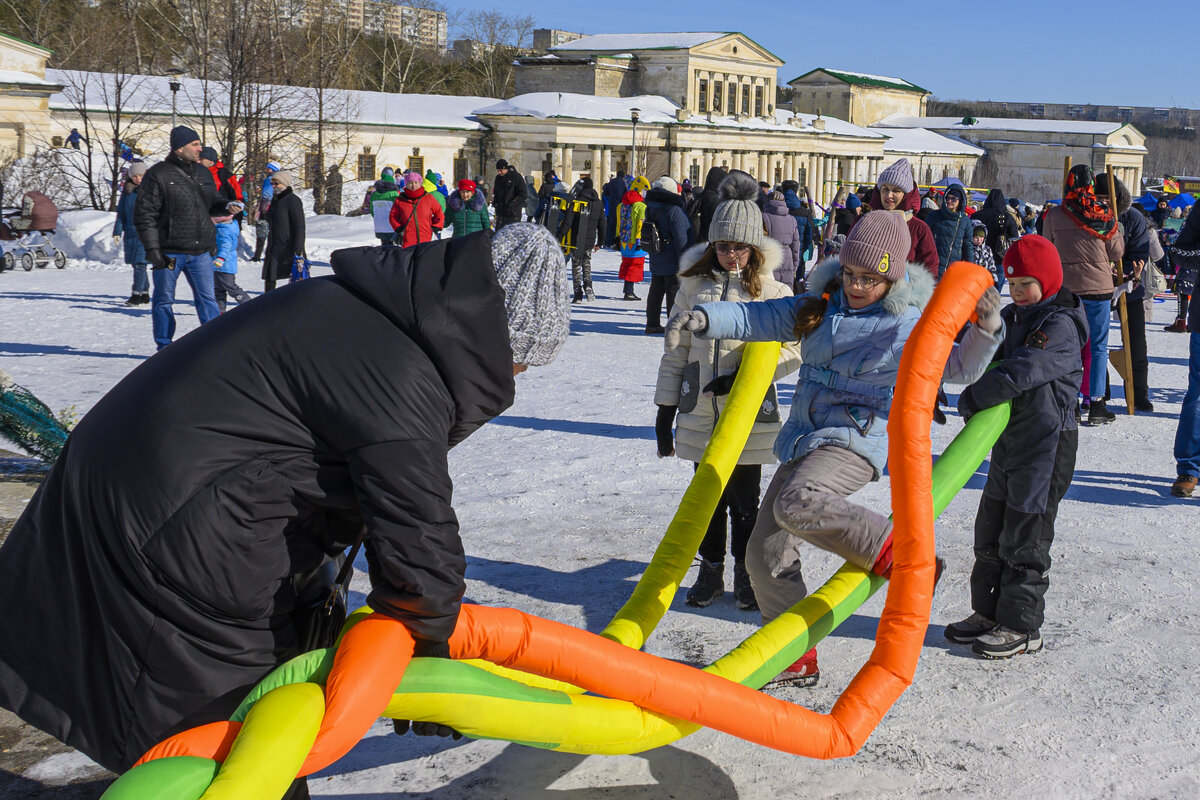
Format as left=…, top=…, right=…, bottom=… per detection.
left=132, top=261, right=992, bottom=765
left=136, top=614, right=413, bottom=776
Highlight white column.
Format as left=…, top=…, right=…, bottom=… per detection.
left=784, top=153, right=795, bottom=184
left=757, top=152, right=769, bottom=181
left=600, top=148, right=612, bottom=182
left=814, top=156, right=825, bottom=206
left=669, top=149, right=683, bottom=180
left=561, top=146, right=573, bottom=183
left=591, top=147, right=603, bottom=180
left=701, top=149, right=712, bottom=177
left=805, top=153, right=817, bottom=195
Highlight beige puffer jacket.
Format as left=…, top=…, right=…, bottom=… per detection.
left=654, top=236, right=803, bottom=464
left=1042, top=205, right=1125, bottom=296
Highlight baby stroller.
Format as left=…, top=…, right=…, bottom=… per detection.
left=0, top=191, right=67, bottom=272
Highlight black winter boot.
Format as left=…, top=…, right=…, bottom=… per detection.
left=1088, top=399, right=1116, bottom=426
left=733, top=561, right=757, bottom=610
left=685, top=559, right=724, bottom=607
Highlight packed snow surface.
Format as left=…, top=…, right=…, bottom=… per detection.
left=1, top=212, right=1198, bottom=798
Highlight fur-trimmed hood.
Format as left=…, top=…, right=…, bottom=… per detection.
left=804, top=254, right=934, bottom=317
left=677, top=235, right=785, bottom=280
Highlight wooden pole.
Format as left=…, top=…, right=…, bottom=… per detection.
left=1104, top=166, right=1136, bottom=414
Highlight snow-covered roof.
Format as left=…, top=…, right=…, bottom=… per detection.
left=879, top=127, right=984, bottom=156
left=550, top=33, right=728, bottom=52
left=874, top=114, right=1132, bottom=135
left=46, top=69, right=495, bottom=131
left=473, top=93, right=883, bottom=138
left=0, top=69, right=60, bottom=87
left=791, top=68, right=929, bottom=94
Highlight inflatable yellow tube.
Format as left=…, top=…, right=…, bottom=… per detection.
left=602, top=341, right=783, bottom=649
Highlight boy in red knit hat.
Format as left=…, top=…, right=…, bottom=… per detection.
left=947, top=235, right=1089, bottom=658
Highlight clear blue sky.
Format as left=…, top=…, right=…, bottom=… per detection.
left=446, top=0, right=1200, bottom=109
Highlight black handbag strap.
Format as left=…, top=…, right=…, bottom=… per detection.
left=323, top=524, right=367, bottom=615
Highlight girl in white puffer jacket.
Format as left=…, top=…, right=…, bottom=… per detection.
left=654, top=171, right=802, bottom=611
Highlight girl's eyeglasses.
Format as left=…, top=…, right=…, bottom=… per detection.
left=840, top=269, right=886, bottom=290
left=714, top=242, right=750, bottom=255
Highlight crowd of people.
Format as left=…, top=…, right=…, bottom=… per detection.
left=8, top=127, right=1194, bottom=796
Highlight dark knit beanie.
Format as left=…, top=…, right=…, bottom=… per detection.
left=1002, top=234, right=1063, bottom=298
left=169, top=125, right=200, bottom=152
left=199, top=146, right=219, bottom=163
left=496, top=158, right=509, bottom=170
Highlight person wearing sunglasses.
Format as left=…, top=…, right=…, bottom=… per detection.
left=654, top=171, right=802, bottom=612
left=665, top=209, right=1003, bottom=688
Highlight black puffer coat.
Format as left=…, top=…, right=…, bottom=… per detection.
left=134, top=153, right=227, bottom=255
left=0, top=233, right=515, bottom=772
left=263, top=186, right=306, bottom=281
left=958, top=286, right=1088, bottom=514
left=971, top=188, right=1021, bottom=255
left=697, top=166, right=728, bottom=242
left=926, top=185, right=973, bottom=274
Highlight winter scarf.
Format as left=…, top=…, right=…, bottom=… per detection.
left=1061, top=165, right=1117, bottom=240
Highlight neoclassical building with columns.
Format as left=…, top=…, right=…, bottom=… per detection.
left=1, top=29, right=1145, bottom=206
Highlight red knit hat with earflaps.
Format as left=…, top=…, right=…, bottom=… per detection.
left=1002, top=234, right=1063, bottom=299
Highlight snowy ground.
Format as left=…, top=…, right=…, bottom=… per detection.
left=1, top=213, right=1198, bottom=799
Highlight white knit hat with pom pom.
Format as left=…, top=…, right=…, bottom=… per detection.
left=708, top=170, right=765, bottom=249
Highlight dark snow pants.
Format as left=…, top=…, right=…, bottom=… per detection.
left=647, top=274, right=680, bottom=329
left=970, top=429, right=1077, bottom=633
left=694, top=462, right=761, bottom=566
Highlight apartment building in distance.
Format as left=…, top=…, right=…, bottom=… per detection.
left=531, top=29, right=584, bottom=52
left=937, top=99, right=1199, bottom=129
left=276, top=0, right=447, bottom=50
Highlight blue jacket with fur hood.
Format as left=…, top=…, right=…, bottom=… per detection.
left=698, top=256, right=1001, bottom=477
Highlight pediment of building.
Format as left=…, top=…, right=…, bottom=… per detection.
left=689, top=34, right=783, bottom=68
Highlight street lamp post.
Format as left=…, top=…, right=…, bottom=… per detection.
left=630, top=108, right=640, bottom=177
left=166, top=68, right=184, bottom=129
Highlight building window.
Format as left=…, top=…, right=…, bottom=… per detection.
left=699, top=78, right=708, bottom=111
left=1029, top=104, right=1045, bottom=117
left=741, top=84, right=750, bottom=115
left=454, top=156, right=469, bottom=182
left=304, top=152, right=323, bottom=187
left=755, top=85, right=764, bottom=117
left=774, top=164, right=782, bottom=184
left=925, top=166, right=933, bottom=185
left=728, top=82, right=737, bottom=115
left=1154, top=108, right=1170, bottom=121
left=357, top=153, right=377, bottom=181
left=713, top=80, right=723, bottom=112
left=1117, top=107, right=1133, bottom=121
left=406, top=155, right=424, bottom=174
left=1067, top=105, right=1084, bottom=118
left=689, top=163, right=700, bottom=184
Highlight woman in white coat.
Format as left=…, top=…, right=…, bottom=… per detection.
left=654, top=171, right=802, bottom=610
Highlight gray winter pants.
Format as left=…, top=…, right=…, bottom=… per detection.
left=745, top=446, right=892, bottom=623
left=571, top=248, right=592, bottom=292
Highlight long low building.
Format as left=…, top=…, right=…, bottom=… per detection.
left=0, top=29, right=1146, bottom=207
left=872, top=115, right=1146, bottom=201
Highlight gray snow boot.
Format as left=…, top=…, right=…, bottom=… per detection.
left=733, top=561, right=757, bottom=610
left=685, top=559, right=724, bottom=607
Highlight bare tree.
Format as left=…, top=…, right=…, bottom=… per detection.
left=455, top=9, right=533, bottom=98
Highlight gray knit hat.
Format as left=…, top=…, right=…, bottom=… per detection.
left=707, top=170, right=766, bottom=249
left=127, top=161, right=149, bottom=178
left=491, top=223, right=570, bottom=366
left=271, top=170, right=293, bottom=190
left=839, top=210, right=911, bottom=282
left=876, top=158, right=915, bottom=193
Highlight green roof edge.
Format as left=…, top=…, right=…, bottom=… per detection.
left=787, top=68, right=929, bottom=95
left=0, top=29, right=53, bottom=54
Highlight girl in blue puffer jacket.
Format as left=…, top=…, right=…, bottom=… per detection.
left=664, top=210, right=1003, bottom=688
